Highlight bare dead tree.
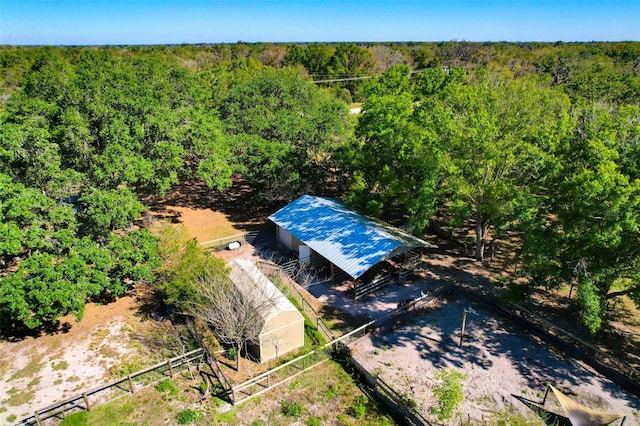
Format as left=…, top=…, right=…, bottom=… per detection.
left=182, top=263, right=280, bottom=372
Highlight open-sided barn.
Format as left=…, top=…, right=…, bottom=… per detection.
left=228, top=259, right=304, bottom=363
left=268, top=195, right=429, bottom=298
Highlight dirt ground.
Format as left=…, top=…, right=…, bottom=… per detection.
left=351, top=295, right=640, bottom=424
left=0, top=295, right=178, bottom=423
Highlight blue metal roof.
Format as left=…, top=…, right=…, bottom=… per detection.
left=268, top=195, right=429, bottom=279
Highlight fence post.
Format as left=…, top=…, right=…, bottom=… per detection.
left=168, top=359, right=174, bottom=378
left=83, top=392, right=90, bottom=411
left=128, top=375, right=135, bottom=394
left=35, top=412, right=42, bottom=426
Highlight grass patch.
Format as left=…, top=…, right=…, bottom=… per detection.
left=9, top=359, right=42, bottom=380
left=155, top=378, right=179, bottom=396
left=176, top=409, right=202, bottom=424
left=281, top=400, right=305, bottom=417
left=71, top=399, right=137, bottom=426
left=60, top=411, right=89, bottom=426
left=5, top=387, right=36, bottom=406
left=27, top=377, right=41, bottom=389
left=107, top=358, right=146, bottom=379
left=52, top=360, right=69, bottom=371
left=485, top=409, right=545, bottom=425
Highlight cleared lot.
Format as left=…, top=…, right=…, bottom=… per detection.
left=350, top=296, right=640, bottom=424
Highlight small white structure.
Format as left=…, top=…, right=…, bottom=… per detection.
left=228, top=259, right=304, bottom=363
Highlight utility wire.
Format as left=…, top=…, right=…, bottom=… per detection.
left=312, top=68, right=426, bottom=84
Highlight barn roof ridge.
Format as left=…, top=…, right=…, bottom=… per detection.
left=269, top=194, right=430, bottom=279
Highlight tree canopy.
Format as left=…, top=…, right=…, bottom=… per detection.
left=2, top=42, right=639, bottom=334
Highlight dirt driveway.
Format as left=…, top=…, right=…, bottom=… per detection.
left=350, top=296, right=640, bottom=424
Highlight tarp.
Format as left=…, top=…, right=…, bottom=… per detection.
left=546, top=385, right=625, bottom=426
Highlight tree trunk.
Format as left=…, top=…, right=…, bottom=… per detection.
left=235, top=342, right=242, bottom=372
left=475, top=219, right=490, bottom=261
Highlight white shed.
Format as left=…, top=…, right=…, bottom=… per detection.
left=228, top=259, right=305, bottom=363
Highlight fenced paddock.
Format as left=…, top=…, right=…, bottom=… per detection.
left=350, top=295, right=640, bottom=424
left=16, top=348, right=206, bottom=426
left=229, top=320, right=376, bottom=406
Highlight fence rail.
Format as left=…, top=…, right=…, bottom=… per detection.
left=349, top=357, right=432, bottom=426
left=256, top=260, right=335, bottom=342
left=199, top=231, right=258, bottom=251
left=355, top=274, right=393, bottom=300
left=16, top=348, right=205, bottom=426
left=183, top=317, right=234, bottom=402
left=232, top=349, right=331, bottom=405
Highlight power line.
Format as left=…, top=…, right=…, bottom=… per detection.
left=312, top=69, right=427, bottom=84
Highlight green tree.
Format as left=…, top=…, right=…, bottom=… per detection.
left=220, top=68, right=352, bottom=200
left=155, top=224, right=226, bottom=306
left=521, top=103, right=640, bottom=332
left=348, top=65, right=440, bottom=230
left=79, top=187, right=145, bottom=236
left=423, top=72, right=572, bottom=260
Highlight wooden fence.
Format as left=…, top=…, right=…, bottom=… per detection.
left=457, top=275, right=640, bottom=398
left=348, top=357, right=433, bottom=426
left=256, top=260, right=335, bottom=342
left=183, top=317, right=234, bottom=401
left=354, top=274, right=393, bottom=300
left=230, top=320, right=377, bottom=406
left=199, top=231, right=258, bottom=251
left=16, top=348, right=206, bottom=426
left=232, top=349, right=331, bottom=405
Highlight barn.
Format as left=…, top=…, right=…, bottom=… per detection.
left=268, top=195, right=430, bottom=298
left=228, top=259, right=305, bottom=363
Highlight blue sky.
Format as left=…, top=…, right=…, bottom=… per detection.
left=1, top=1, right=639, bottom=45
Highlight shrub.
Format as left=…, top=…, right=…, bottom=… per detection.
left=431, top=368, right=466, bottom=421
left=306, top=416, right=322, bottom=426
left=228, top=347, right=238, bottom=361
left=176, top=409, right=201, bottom=424
left=281, top=401, right=304, bottom=417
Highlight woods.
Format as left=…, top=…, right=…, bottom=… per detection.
left=1, top=42, right=639, bottom=335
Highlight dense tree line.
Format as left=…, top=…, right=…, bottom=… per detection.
left=348, top=64, right=639, bottom=334
left=1, top=42, right=638, bottom=334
